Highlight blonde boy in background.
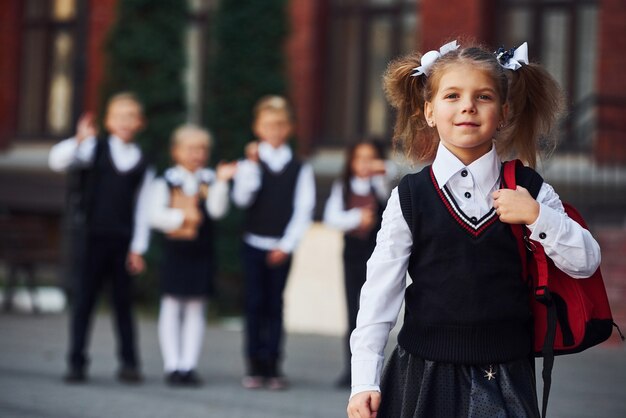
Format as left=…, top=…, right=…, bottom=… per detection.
left=232, top=96, right=316, bottom=390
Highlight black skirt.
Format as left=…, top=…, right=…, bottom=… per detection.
left=160, top=251, right=214, bottom=297
left=378, top=346, right=540, bottom=418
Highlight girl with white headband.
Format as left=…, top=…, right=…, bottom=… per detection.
left=347, top=40, right=601, bottom=418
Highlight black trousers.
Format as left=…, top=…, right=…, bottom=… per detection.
left=242, top=243, right=292, bottom=376
left=68, top=234, right=138, bottom=370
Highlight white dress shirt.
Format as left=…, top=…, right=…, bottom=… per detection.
left=323, top=169, right=393, bottom=232
left=350, top=142, right=602, bottom=397
left=48, top=135, right=155, bottom=254
left=231, top=142, right=316, bottom=253
left=149, top=166, right=230, bottom=232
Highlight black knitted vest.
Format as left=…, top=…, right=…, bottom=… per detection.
left=244, top=158, right=302, bottom=238
left=396, top=163, right=543, bottom=364
left=86, top=137, right=147, bottom=238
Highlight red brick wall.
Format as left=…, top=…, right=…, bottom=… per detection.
left=286, top=0, right=326, bottom=156
left=594, top=0, right=626, bottom=165
left=0, top=0, right=22, bottom=149
left=84, top=0, right=118, bottom=114
left=421, top=0, right=493, bottom=50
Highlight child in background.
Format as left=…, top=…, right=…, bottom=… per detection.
left=347, top=41, right=601, bottom=418
left=149, top=124, right=236, bottom=387
left=323, top=141, right=393, bottom=388
left=49, top=92, right=154, bottom=384
left=232, top=95, right=316, bottom=390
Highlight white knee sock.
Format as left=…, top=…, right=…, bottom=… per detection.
left=158, top=295, right=182, bottom=372
left=179, top=298, right=206, bottom=371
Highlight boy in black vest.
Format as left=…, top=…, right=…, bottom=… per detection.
left=49, top=92, right=154, bottom=384
left=232, top=96, right=316, bottom=390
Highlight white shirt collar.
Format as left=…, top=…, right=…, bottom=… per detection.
left=432, top=142, right=501, bottom=194
left=258, top=142, right=292, bottom=172
left=107, top=134, right=141, bottom=172
left=109, top=134, right=137, bottom=150
left=350, top=176, right=372, bottom=195
left=165, top=165, right=214, bottom=186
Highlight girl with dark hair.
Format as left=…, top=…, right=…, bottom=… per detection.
left=323, top=141, right=394, bottom=388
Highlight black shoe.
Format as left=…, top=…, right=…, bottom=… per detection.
left=165, top=370, right=183, bottom=386
left=180, top=370, right=203, bottom=387
left=64, top=367, right=87, bottom=384
left=117, top=366, right=143, bottom=384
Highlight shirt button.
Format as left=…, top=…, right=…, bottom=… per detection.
left=470, top=216, right=478, bottom=224
left=461, top=170, right=468, bottom=177
left=464, top=192, right=471, bottom=199
left=539, top=232, right=547, bottom=239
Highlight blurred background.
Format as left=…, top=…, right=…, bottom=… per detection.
left=0, top=0, right=625, bottom=331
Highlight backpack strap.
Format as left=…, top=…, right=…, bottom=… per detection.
left=503, top=159, right=556, bottom=418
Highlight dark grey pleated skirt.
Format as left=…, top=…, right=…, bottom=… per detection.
left=378, top=346, right=540, bottom=418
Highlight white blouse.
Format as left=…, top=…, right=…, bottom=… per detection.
left=48, top=135, right=154, bottom=254
left=350, top=143, right=602, bottom=397
left=148, top=166, right=230, bottom=232
left=231, top=142, right=316, bottom=254
left=323, top=169, right=393, bottom=232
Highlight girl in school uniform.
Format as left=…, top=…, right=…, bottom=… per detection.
left=323, top=141, right=393, bottom=388
left=149, top=124, right=236, bottom=386
left=347, top=40, right=601, bottom=418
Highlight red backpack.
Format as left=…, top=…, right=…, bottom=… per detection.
left=503, top=159, right=623, bottom=418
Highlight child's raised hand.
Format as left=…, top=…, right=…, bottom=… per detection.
left=216, top=161, right=238, bottom=181
left=245, top=141, right=260, bottom=162
left=347, top=390, right=381, bottom=418
left=492, top=186, right=540, bottom=225
left=369, top=159, right=387, bottom=176
left=75, top=112, right=97, bottom=143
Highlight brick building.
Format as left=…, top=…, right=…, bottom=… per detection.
left=0, top=1, right=625, bottom=296
left=1, top=0, right=625, bottom=158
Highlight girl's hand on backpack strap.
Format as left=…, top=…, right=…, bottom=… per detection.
left=347, top=390, right=381, bottom=418
left=492, top=186, right=540, bottom=225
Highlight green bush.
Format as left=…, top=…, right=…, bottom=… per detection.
left=101, top=0, right=187, bottom=171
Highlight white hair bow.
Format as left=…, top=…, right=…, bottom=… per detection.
left=495, top=42, right=529, bottom=71
left=411, top=40, right=460, bottom=77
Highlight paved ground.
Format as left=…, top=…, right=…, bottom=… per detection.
left=0, top=312, right=625, bottom=418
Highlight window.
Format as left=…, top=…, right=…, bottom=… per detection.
left=18, top=0, right=82, bottom=139
left=496, top=0, right=599, bottom=152
left=323, top=0, right=419, bottom=146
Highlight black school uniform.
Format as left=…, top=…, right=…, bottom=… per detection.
left=68, top=136, right=148, bottom=371
left=159, top=179, right=215, bottom=298
left=376, top=164, right=543, bottom=418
